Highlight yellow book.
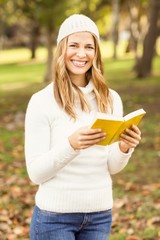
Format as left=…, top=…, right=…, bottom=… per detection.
left=90, top=108, right=146, bottom=146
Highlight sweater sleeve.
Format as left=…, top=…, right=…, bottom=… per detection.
left=25, top=94, right=79, bottom=185
left=107, top=88, right=134, bottom=175
left=107, top=142, right=134, bottom=175
left=109, top=88, right=123, bottom=116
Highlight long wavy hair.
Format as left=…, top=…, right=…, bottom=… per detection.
left=52, top=35, right=113, bottom=119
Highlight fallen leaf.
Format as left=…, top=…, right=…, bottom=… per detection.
left=147, top=216, right=160, bottom=227
left=126, top=236, right=140, bottom=240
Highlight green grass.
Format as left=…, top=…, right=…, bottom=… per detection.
left=0, top=46, right=160, bottom=239
left=0, top=62, right=45, bottom=94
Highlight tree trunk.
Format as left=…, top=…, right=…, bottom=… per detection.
left=112, top=0, right=119, bottom=59
left=126, top=4, right=139, bottom=59
left=134, top=0, right=160, bottom=78
left=43, top=29, right=54, bottom=83
left=30, top=23, right=40, bottom=59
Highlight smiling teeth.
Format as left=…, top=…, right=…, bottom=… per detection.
left=72, top=61, right=86, bottom=67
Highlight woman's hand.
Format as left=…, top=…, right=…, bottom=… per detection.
left=119, top=125, right=142, bottom=153
left=68, top=127, right=106, bottom=150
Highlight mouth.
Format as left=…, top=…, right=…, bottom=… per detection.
left=71, top=60, right=87, bottom=67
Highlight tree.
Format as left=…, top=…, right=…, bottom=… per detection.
left=34, top=0, right=68, bottom=82
left=0, top=0, right=6, bottom=49
left=112, top=0, right=119, bottom=59
left=14, top=0, right=41, bottom=59
left=0, top=0, right=18, bottom=49
left=0, top=0, right=41, bottom=57
left=29, top=21, right=40, bottom=59
left=134, top=0, right=160, bottom=78
left=119, top=0, right=149, bottom=59
left=14, top=0, right=69, bottom=81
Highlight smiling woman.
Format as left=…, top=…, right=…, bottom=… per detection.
left=25, top=14, right=142, bottom=240
left=65, top=32, right=95, bottom=87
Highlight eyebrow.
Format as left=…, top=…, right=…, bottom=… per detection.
left=68, top=41, right=78, bottom=44
left=86, top=43, right=95, bottom=46
left=68, top=41, right=94, bottom=46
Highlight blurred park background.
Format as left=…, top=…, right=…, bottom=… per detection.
left=0, top=0, right=160, bottom=239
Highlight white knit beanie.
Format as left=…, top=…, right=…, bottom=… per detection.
left=57, top=14, right=100, bottom=44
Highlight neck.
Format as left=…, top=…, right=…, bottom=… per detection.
left=70, top=75, right=88, bottom=87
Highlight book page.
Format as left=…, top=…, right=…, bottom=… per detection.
left=110, top=113, right=146, bottom=144
left=124, top=109, right=146, bottom=121
left=91, top=119, right=123, bottom=145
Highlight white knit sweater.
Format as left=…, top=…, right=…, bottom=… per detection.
left=25, top=81, right=133, bottom=213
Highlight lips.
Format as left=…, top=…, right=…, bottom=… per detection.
left=72, top=60, right=87, bottom=67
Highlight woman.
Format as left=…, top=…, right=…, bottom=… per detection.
left=25, top=14, right=141, bottom=240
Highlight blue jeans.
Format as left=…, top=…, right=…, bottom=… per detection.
left=30, top=206, right=112, bottom=240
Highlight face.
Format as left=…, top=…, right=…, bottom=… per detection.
left=65, top=32, right=95, bottom=87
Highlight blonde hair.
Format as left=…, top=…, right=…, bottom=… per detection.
left=52, top=35, right=112, bottom=119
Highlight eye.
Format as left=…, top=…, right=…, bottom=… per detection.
left=86, top=45, right=95, bottom=50
left=68, top=43, right=78, bottom=48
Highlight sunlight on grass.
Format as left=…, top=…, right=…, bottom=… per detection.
left=100, top=40, right=135, bottom=59
left=0, top=47, right=47, bottom=90
left=0, top=82, right=34, bottom=91
left=0, top=47, right=47, bottom=64
left=0, top=48, right=30, bottom=63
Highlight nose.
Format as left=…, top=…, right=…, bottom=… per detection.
left=76, top=48, right=86, bottom=58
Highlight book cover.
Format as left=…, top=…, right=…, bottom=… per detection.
left=90, top=108, right=146, bottom=146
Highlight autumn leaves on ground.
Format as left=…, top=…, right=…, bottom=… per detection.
left=0, top=54, right=160, bottom=240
